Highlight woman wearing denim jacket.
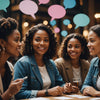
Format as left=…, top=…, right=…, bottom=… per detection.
left=81, top=24, right=100, bottom=96
left=14, top=24, right=73, bottom=99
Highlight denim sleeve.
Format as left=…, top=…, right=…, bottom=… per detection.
left=14, top=60, right=38, bottom=99
left=81, top=59, right=95, bottom=93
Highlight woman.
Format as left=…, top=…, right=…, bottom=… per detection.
left=81, top=25, right=100, bottom=96
left=14, top=24, right=73, bottom=99
left=0, top=17, right=24, bottom=100
left=54, top=33, right=90, bottom=89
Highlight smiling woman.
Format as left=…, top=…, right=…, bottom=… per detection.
left=54, top=33, right=90, bottom=90
left=14, top=23, right=75, bottom=99
left=81, top=24, right=100, bottom=97
left=0, top=17, right=24, bottom=100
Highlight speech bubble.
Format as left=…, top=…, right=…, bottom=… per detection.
left=48, top=5, right=66, bottom=21
left=63, top=0, right=76, bottom=9
left=0, top=0, right=10, bottom=12
left=73, top=13, right=90, bottom=29
left=61, top=30, right=68, bottom=37
left=50, top=20, right=56, bottom=26
left=19, top=0, right=38, bottom=19
left=38, top=0, right=50, bottom=5
left=54, top=27, right=60, bottom=33
left=63, top=19, right=70, bottom=26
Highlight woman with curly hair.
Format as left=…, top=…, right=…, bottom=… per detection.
left=14, top=24, right=72, bottom=99
left=0, top=17, right=24, bottom=100
left=54, top=33, right=90, bottom=91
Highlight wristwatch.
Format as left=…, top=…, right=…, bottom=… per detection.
left=45, top=89, right=49, bottom=96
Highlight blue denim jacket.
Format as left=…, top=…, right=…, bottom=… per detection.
left=81, top=57, right=100, bottom=93
left=14, top=55, right=64, bottom=99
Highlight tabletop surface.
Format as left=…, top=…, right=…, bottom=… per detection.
left=21, top=94, right=100, bottom=100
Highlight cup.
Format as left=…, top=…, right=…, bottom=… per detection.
left=72, top=78, right=80, bottom=87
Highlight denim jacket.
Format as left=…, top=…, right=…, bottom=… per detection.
left=14, top=55, right=64, bottom=99
left=81, top=57, right=100, bottom=93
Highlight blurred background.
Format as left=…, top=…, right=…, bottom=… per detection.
left=0, top=0, right=100, bottom=44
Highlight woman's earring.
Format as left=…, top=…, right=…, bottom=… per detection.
left=0, top=48, right=1, bottom=52
left=31, top=46, right=33, bottom=51
left=3, top=47, right=5, bottom=51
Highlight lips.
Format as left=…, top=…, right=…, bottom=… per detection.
left=17, top=47, right=21, bottom=53
left=70, top=52, right=77, bottom=56
left=38, top=47, right=45, bottom=50
left=88, top=48, right=94, bottom=52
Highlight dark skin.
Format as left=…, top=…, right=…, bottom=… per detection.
left=0, top=30, right=24, bottom=100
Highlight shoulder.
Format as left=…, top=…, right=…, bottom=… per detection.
left=54, top=58, right=66, bottom=64
left=90, top=57, right=99, bottom=63
left=14, top=56, right=31, bottom=70
left=17, top=56, right=30, bottom=63
left=80, top=59, right=90, bottom=66
left=90, top=57, right=99, bottom=67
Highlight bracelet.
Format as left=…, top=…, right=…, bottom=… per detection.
left=45, top=89, right=49, bottom=96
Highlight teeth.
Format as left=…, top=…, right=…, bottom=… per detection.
left=39, top=47, right=45, bottom=50
left=70, top=52, right=76, bottom=55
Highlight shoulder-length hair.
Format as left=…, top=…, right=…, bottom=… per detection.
left=22, top=23, right=57, bottom=60
left=58, top=33, right=90, bottom=60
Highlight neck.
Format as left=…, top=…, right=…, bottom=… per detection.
left=34, top=54, right=44, bottom=66
left=0, top=53, right=9, bottom=70
left=71, top=59, right=80, bottom=68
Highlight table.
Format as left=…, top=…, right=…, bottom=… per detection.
left=21, top=94, right=100, bottom=100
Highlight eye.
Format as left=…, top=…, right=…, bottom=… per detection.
left=44, top=39, right=49, bottom=42
left=90, top=39, right=95, bottom=42
left=14, top=38, right=20, bottom=42
left=35, top=38, right=40, bottom=42
left=75, top=45, right=81, bottom=48
left=67, top=45, right=72, bottom=48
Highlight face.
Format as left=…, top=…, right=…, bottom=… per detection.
left=87, top=31, right=100, bottom=58
left=32, top=30, right=49, bottom=57
left=67, top=38, right=82, bottom=60
left=5, top=29, right=21, bottom=57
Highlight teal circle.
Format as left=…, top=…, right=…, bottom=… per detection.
left=61, top=30, right=68, bottom=37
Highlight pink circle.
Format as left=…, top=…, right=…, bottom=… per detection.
left=54, top=27, right=60, bottom=33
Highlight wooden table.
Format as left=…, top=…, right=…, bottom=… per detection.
left=21, top=94, right=100, bottom=100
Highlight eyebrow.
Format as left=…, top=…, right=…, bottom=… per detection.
left=35, top=36, right=49, bottom=38
left=68, top=43, right=81, bottom=45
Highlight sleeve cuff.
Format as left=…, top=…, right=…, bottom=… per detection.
left=30, top=90, right=38, bottom=98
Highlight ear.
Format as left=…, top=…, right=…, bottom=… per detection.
left=0, top=39, right=6, bottom=48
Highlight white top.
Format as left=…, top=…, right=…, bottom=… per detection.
left=72, top=67, right=82, bottom=86
left=38, top=65, right=51, bottom=89
left=0, top=74, right=3, bottom=95
left=96, top=75, right=100, bottom=90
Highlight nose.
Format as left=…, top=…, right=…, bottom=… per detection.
left=40, top=40, right=44, bottom=45
left=71, top=47, right=75, bottom=50
left=87, top=41, right=90, bottom=47
left=18, top=41, right=22, bottom=47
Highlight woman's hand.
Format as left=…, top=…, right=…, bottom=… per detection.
left=48, top=86, right=63, bottom=96
left=63, top=83, right=73, bottom=93
left=1, top=79, right=24, bottom=100
left=6, top=79, right=24, bottom=97
left=83, top=86, right=100, bottom=96
left=72, top=86, right=79, bottom=93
